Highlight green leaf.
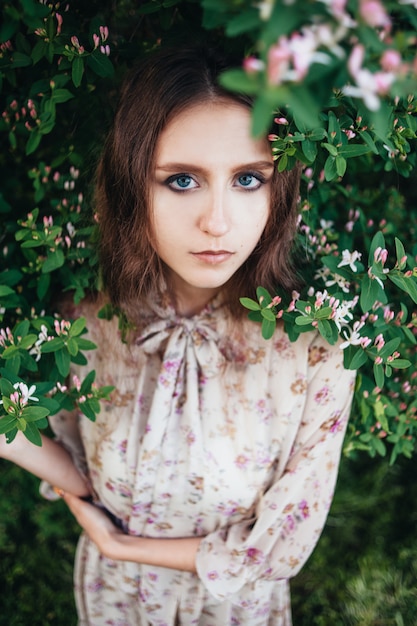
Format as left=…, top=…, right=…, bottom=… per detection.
left=42, top=248, right=65, bottom=273
left=31, top=39, right=48, bottom=64
left=69, top=316, right=86, bottom=337
left=21, top=406, right=50, bottom=422
left=51, top=88, right=74, bottom=104
left=394, top=237, right=406, bottom=268
left=22, top=422, right=42, bottom=446
left=80, top=369, right=96, bottom=394
left=261, top=317, right=276, bottom=340
left=225, top=8, right=260, bottom=36
left=18, top=334, right=37, bottom=349
left=317, top=319, right=339, bottom=344
left=261, top=308, right=276, bottom=322
left=390, top=358, right=411, bottom=369
left=37, top=272, right=50, bottom=301
left=41, top=337, right=65, bottom=353
left=335, top=155, right=347, bottom=177
left=0, top=415, right=18, bottom=435
left=79, top=401, right=97, bottom=421
left=360, top=273, right=384, bottom=313
left=66, top=337, right=78, bottom=356
left=1, top=345, right=20, bottom=359
left=11, top=51, right=32, bottom=68
left=239, top=297, right=261, bottom=311
left=324, top=155, right=337, bottom=181
left=301, top=139, right=317, bottom=162
left=87, top=52, right=114, bottom=78
left=322, top=142, right=338, bottom=157
left=373, top=362, right=385, bottom=388
left=345, top=348, right=368, bottom=370
left=295, top=315, right=314, bottom=326
left=315, top=306, right=333, bottom=320
left=256, top=286, right=273, bottom=306
left=76, top=338, right=97, bottom=351
left=379, top=337, right=401, bottom=359
left=219, top=69, right=260, bottom=96
left=0, top=285, right=15, bottom=296
left=388, top=272, right=417, bottom=304
left=25, top=130, right=42, bottom=155
left=72, top=56, right=84, bottom=87
left=358, top=130, right=378, bottom=153
left=55, top=348, right=70, bottom=377
left=0, top=379, right=14, bottom=397
left=338, top=144, right=371, bottom=158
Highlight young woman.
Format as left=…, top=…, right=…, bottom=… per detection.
left=0, top=45, right=356, bottom=625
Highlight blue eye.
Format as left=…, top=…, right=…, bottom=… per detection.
left=167, top=174, right=197, bottom=190
left=236, top=173, right=262, bottom=190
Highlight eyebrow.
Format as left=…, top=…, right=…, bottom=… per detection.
left=155, top=160, right=275, bottom=174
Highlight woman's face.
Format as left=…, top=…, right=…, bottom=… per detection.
left=151, top=100, right=274, bottom=315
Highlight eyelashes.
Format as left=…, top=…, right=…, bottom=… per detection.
left=164, top=171, right=267, bottom=192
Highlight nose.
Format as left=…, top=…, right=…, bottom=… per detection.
left=198, top=188, right=230, bottom=237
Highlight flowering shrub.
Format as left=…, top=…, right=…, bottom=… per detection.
left=0, top=0, right=416, bottom=462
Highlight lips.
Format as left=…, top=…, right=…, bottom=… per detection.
left=191, top=250, right=234, bottom=265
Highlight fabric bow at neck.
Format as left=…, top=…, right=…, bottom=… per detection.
left=135, top=314, right=226, bottom=378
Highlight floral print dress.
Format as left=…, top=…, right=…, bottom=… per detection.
left=48, top=291, right=356, bottom=626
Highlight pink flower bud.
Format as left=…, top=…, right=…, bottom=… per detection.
left=99, top=26, right=109, bottom=42
left=243, top=56, right=264, bottom=73
left=274, top=117, right=289, bottom=125
left=56, top=12, right=63, bottom=35
left=381, top=49, right=402, bottom=72
left=359, top=0, right=391, bottom=29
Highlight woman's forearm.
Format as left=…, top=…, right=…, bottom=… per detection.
left=0, top=432, right=90, bottom=497
left=110, top=535, right=202, bottom=572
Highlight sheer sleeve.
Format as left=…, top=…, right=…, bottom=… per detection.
left=195, top=334, right=356, bottom=601
left=39, top=408, right=89, bottom=500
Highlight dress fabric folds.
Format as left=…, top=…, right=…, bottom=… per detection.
left=48, top=292, right=356, bottom=626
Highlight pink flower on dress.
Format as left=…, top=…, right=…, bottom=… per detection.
left=283, top=514, right=295, bottom=533
left=314, top=385, right=330, bottom=405
left=207, top=570, right=219, bottom=580
left=245, top=547, right=264, bottom=564
left=234, top=454, right=250, bottom=469
left=298, top=499, right=310, bottom=519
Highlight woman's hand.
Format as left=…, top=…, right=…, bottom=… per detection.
left=60, top=491, right=123, bottom=560
left=60, top=489, right=202, bottom=572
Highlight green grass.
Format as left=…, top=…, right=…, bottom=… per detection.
left=1, top=453, right=417, bottom=625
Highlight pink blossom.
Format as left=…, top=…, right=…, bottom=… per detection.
left=267, top=37, right=291, bottom=85
left=374, top=246, right=388, bottom=264
left=243, top=56, right=264, bottom=73
left=55, top=12, right=63, bottom=35
left=274, top=116, right=289, bottom=125
left=99, top=26, right=109, bottom=42
left=93, top=33, right=100, bottom=49
left=381, top=49, right=402, bottom=72
left=374, top=333, right=385, bottom=351
left=359, top=0, right=391, bottom=30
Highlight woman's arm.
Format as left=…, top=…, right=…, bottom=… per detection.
left=0, top=432, right=91, bottom=497
left=60, top=491, right=201, bottom=572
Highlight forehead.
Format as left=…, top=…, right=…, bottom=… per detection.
left=154, top=100, right=273, bottom=166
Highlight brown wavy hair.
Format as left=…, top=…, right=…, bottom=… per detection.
left=95, top=45, right=301, bottom=320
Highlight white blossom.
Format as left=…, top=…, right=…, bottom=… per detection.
left=337, top=249, right=362, bottom=272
